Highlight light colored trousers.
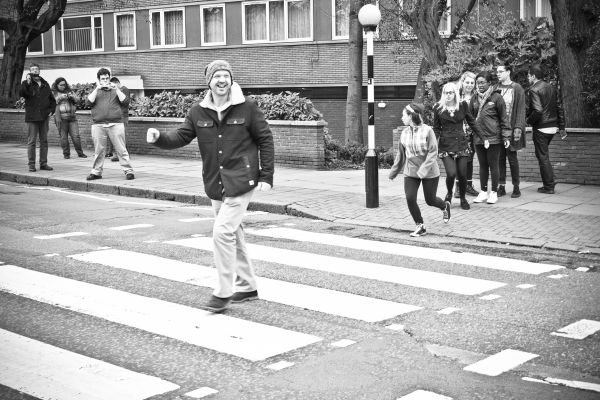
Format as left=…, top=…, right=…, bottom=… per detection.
left=91, top=123, right=133, bottom=175
left=211, top=189, right=257, bottom=298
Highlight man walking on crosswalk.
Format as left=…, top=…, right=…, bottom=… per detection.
left=146, top=60, right=275, bottom=312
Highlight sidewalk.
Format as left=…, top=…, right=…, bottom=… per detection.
left=1, top=141, right=599, bottom=253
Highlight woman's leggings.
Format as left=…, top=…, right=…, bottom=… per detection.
left=442, top=156, right=468, bottom=198
left=474, top=143, right=502, bottom=192
left=404, top=176, right=446, bottom=225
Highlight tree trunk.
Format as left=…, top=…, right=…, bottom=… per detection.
left=0, top=34, right=28, bottom=107
left=403, top=0, right=447, bottom=68
left=345, top=0, right=364, bottom=144
left=549, top=0, right=595, bottom=127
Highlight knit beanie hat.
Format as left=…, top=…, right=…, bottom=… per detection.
left=406, top=102, right=424, bottom=116
left=204, top=60, right=233, bottom=86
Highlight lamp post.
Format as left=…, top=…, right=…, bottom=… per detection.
left=358, top=4, right=381, bottom=208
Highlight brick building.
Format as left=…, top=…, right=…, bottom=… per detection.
left=1, top=0, right=552, bottom=148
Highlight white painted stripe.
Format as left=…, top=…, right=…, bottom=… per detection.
left=34, top=232, right=89, bottom=240
left=184, top=387, right=219, bottom=398
left=551, top=319, right=600, bottom=340
left=548, top=274, right=568, bottom=279
left=47, top=188, right=112, bottom=201
left=544, top=377, right=600, bottom=393
left=438, top=307, right=460, bottom=315
left=463, top=349, right=538, bottom=376
left=330, top=339, right=356, bottom=348
left=266, top=361, right=295, bottom=371
left=386, top=324, right=405, bottom=331
left=43, top=253, right=60, bottom=257
left=397, top=390, right=453, bottom=399
left=69, top=249, right=420, bottom=322
left=179, top=217, right=214, bottom=222
left=109, top=224, right=154, bottom=231
left=576, top=267, right=590, bottom=272
left=117, top=201, right=177, bottom=207
left=479, top=294, right=501, bottom=301
left=0, top=328, right=179, bottom=400
left=516, top=284, right=535, bottom=289
left=0, top=265, right=321, bottom=361
left=166, top=237, right=506, bottom=296
left=247, top=228, right=564, bottom=275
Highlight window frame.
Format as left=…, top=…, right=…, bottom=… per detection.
left=242, top=0, right=313, bottom=44
left=27, top=33, right=45, bottom=55
left=149, top=8, right=186, bottom=49
left=52, top=14, right=104, bottom=54
left=332, top=0, right=349, bottom=40
left=519, top=0, right=551, bottom=21
left=114, top=12, right=137, bottom=51
left=200, top=4, right=226, bottom=46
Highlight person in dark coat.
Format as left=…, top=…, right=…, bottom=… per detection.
left=19, top=63, right=56, bottom=172
left=146, top=60, right=275, bottom=313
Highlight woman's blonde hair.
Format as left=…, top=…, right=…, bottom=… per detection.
left=459, top=71, right=476, bottom=100
left=436, top=82, right=461, bottom=114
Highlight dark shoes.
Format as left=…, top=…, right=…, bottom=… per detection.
left=231, top=290, right=259, bottom=303
left=64, top=155, right=70, bottom=159
left=466, top=184, right=479, bottom=196
left=28, top=166, right=36, bottom=172
left=497, top=185, right=506, bottom=197
left=111, top=156, right=119, bottom=162
left=410, top=223, right=427, bottom=237
left=86, top=173, right=102, bottom=181
left=203, top=295, right=232, bottom=313
left=511, top=186, right=521, bottom=198
left=460, top=198, right=470, bottom=210
left=105, top=153, right=113, bottom=158
left=78, top=153, right=88, bottom=158
left=442, top=201, right=451, bottom=223
left=39, top=165, right=53, bottom=171
left=537, top=186, right=555, bottom=194
left=126, top=173, right=135, bottom=180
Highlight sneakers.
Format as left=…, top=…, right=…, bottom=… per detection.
left=231, top=290, right=259, bottom=303
left=497, top=185, right=506, bottom=197
left=511, top=185, right=521, bottom=198
left=86, top=173, right=102, bottom=180
left=111, top=156, right=119, bottom=162
left=78, top=153, right=88, bottom=158
left=410, top=223, right=427, bottom=237
left=460, top=198, right=470, bottom=210
left=64, top=155, right=70, bottom=159
left=466, top=183, right=479, bottom=196
left=442, top=201, right=451, bottom=223
left=105, top=153, right=113, bottom=158
left=473, top=191, right=489, bottom=203
left=487, top=191, right=498, bottom=204
left=537, top=186, right=555, bottom=194
left=28, top=166, right=36, bottom=172
left=126, top=173, right=135, bottom=180
left=39, top=165, right=53, bottom=171
left=203, top=295, right=231, bottom=313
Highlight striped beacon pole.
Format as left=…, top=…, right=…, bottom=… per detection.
left=358, top=4, right=382, bottom=208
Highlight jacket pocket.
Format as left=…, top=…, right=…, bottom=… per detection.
left=197, top=120, right=214, bottom=128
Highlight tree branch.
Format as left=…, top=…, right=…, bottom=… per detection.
left=446, top=0, right=477, bottom=44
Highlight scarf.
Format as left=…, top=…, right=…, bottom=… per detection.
left=475, top=87, right=493, bottom=119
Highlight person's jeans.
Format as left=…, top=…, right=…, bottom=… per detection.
left=27, top=119, right=49, bottom=167
left=211, top=189, right=257, bottom=298
left=59, top=119, right=84, bottom=157
left=499, top=146, right=520, bottom=186
left=533, top=128, right=555, bottom=189
left=475, top=143, right=502, bottom=192
left=404, top=176, right=445, bottom=225
left=442, top=155, right=468, bottom=198
left=91, top=124, right=133, bottom=176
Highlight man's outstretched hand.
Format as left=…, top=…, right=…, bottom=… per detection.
left=147, top=128, right=160, bottom=143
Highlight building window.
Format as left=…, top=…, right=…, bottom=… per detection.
left=150, top=8, right=185, bottom=48
left=1, top=31, right=44, bottom=55
left=53, top=15, right=103, bottom=53
left=332, top=0, right=349, bottom=39
left=201, top=5, right=226, bottom=45
left=520, top=0, right=552, bottom=24
left=242, top=0, right=312, bottom=43
left=115, top=12, right=136, bottom=50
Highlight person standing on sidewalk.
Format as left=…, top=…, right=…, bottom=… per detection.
left=51, top=78, right=87, bottom=159
left=470, top=71, right=512, bottom=205
left=19, top=63, right=56, bottom=172
left=456, top=71, right=479, bottom=197
left=495, top=63, right=526, bottom=198
left=106, top=76, right=130, bottom=162
left=433, top=82, right=482, bottom=211
left=86, top=68, right=134, bottom=181
left=146, top=60, right=275, bottom=313
left=526, top=64, right=566, bottom=194
left=389, top=103, right=451, bottom=237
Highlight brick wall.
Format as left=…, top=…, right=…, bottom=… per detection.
left=392, top=127, right=600, bottom=185
left=0, top=109, right=325, bottom=169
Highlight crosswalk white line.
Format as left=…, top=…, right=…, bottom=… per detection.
left=463, top=349, right=538, bottom=376
left=0, top=265, right=321, bottom=361
left=109, top=224, right=154, bottom=231
left=179, top=217, right=214, bottom=222
left=166, top=237, right=506, bottom=296
left=247, top=228, right=564, bottom=275
left=550, top=319, right=600, bottom=340
left=34, top=232, right=89, bottom=240
left=69, top=249, right=421, bottom=322
left=0, top=328, right=179, bottom=400
left=397, top=390, right=452, bottom=399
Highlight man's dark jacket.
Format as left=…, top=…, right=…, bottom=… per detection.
left=154, top=86, right=274, bottom=200
left=526, top=80, right=565, bottom=130
left=19, top=77, right=56, bottom=122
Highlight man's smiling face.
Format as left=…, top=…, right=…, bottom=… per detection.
left=209, top=70, right=232, bottom=97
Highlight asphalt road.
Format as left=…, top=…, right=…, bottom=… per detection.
left=0, top=180, right=599, bottom=400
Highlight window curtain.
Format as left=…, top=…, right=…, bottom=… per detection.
left=269, top=1, right=284, bottom=41
left=164, top=10, right=184, bottom=45
left=335, top=0, right=349, bottom=37
left=151, top=12, right=161, bottom=46
left=540, top=0, right=553, bottom=24
left=245, top=4, right=267, bottom=41
left=203, top=7, right=224, bottom=43
left=288, top=0, right=310, bottom=39
left=117, top=14, right=134, bottom=47
left=522, top=0, right=535, bottom=19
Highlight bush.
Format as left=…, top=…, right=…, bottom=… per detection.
left=251, top=91, right=322, bottom=121
left=324, top=129, right=394, bottom=170
left=130, top=90, right=203, bottom=118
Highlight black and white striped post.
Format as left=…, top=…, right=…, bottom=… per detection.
left=358, top=4, right=382, bottom=208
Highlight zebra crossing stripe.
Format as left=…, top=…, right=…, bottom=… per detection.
left=550, top=319, right=600, bottom=340
left=109, top=224, right=154, bottom=231
left=0, top=328, right=180, bottom=400
left=463, top=349, right=538, bottom=376
left=397, top=390, right=453, bottom=399
left=247, top=228, right=564, bottom=275
left=69, top=249, right=421, bottom=322
left=34, top=232, right=89, bottom=240
left=166, top=238, right=506, bottom=296
left=0, top=265, right=321, bottom=361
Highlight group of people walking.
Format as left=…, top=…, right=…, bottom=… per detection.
left=20, top=63, right=133, bottom=180
left=390, top=63, right=565, bottom=237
